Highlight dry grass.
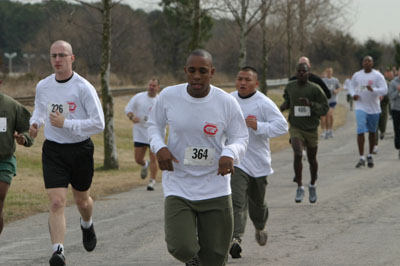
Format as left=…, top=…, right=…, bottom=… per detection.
left=4, top=89, right=347, bottom=225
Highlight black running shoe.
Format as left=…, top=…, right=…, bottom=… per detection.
left=81, top=223, right=97, bottom=252
left=185, top=256, right=199, bottom=266
left=355, top=159, right=365, bottom=168
left=49, top=246, right=65, bottom=266
left=229, top=237, right=242, bottom=259
left=367, top=156, right=374, bottom=168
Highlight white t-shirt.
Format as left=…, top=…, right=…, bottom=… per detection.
left=125, top=91, right=157, bottom=144
left=322, top=77, right=341, bottom=104
left=30, top=72, right=105, bottom=143
left=349, top=69, right=388, bottom=114
left=148, top=83, right=249, bottom=201
left=231, top=91, right=288, bottom=177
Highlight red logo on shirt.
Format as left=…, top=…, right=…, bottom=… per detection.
left=68, top=102, right=77, bottom=112
left=204, top=123, right=218, bottom=136
left=247, top=115, right=256, bottom=119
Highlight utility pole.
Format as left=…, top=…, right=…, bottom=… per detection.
left=23, top=53, right=35, bottom=73
left=4, top=52, right=17, bottom=74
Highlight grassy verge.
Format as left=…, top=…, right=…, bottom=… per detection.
left=5, top=90, right=347, bottom=224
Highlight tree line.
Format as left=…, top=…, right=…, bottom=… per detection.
left=1, top=0, right=399, bottom=87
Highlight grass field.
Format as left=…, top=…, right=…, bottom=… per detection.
left=4, top=90, right=347, bottom=225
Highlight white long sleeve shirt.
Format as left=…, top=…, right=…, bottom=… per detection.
left=148, top=83, right=249, bottom=201
left=349, top=69, right=388, bottom=114
left=231, top=91, right=288, bottom=177
left=30, top=72, right=105, bottom=143
left=124, top=92, right=157, bottom=144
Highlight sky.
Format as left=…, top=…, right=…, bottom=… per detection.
left=13, top=0, right=400, bottom=43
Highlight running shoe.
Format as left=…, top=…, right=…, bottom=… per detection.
left=295, top=187, right=304, bottom=203
left=141, top=160, right=149, bottom=179
left=81, top=223, right=97, bottom=252
left=324, top=131, right=329, bottom=139
left=367, top=156, right=374, bottom=168
left=355, top=158, right=365, bottom=168
left=302, top=149, right=307, bottom=160
left=380, top=132, right=385, bottom=140
left=255, top=229, right=268, bottom=246
left=320, top=131, right=326, bottom=139
left=229, top=237, right=242, bottom=259
left=147, top=179, right=156, bottom=191
left=329, top=131, right=334, bottom=138
left=308, top=185, right=317, bottom=203
left=372, top=145, right=379, bottom=154
left=293, top=176, right=297, bottom=183
left=49, top=246, right=65, bottom=266
left=185, top=255, right=199, bottom=266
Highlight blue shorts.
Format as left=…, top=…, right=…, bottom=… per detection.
left=329, top=102, right=337, bottom=109
left=355, top=110, right=380, bottom=134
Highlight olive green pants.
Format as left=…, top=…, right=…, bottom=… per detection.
left=231, top=167, right=268, bottom=239
left=164, top=195, right=233, bottom=266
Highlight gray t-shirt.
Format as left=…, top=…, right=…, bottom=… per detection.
left=322, top=77, right=341, bottom=104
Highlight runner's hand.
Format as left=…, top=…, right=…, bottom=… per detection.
left=156, top=147, right=178, bottom=171
left=50, top=111, right=65, bottom=128
left=217, top=156, right=234, bottom=176
left=14, top=133, right=26, bottom=145
left=29, top=123, right=38, bottom=138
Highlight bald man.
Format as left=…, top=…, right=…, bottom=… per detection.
left=148, top=49, right=248, bottom=266
left=29, top=40, right=105, bottom=266
left=290, top=57, right=331, bottom=99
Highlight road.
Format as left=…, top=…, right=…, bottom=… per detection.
left=1, top=93, right=400, bottom=266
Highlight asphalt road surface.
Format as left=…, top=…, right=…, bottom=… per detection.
left=1, top=93, right=400, bottom=266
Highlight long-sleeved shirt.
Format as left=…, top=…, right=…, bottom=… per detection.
left=349, top=69, right=388, bottom=114
left=282, top=81, right=329, bottom=131
left=231, top=91, right=288, bottom=177
left=148, top=83, right=249, bottom=201
left=0, top=93, right=34, bottom=160
left=30, top=72, right=105, bottom=143
left=388, top=76, right=400, bottom=111
left=124, top=91, right=157, bottom=144
left=290, top=73, right=331, bottom=99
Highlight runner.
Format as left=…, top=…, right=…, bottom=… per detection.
left=29, top=40, right=105, bottom=266
left=125, top=78, right=160, bottom=190
left=388, top=69, right=400, bottom=159
left=229, top=66, right=288, bottom=259
left=321, top=67, right=342, bottom=139
left=349, top=56, right=387, bottom=168
left=147, top=49, right=248, bottom=266
left=0, top=79, right=34, bottom=236
left=280, top=63, right=329, bottom=203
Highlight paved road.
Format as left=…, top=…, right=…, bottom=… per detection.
left=1, top=93, right=400, bottom=266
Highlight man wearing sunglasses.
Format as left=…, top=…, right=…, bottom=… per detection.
left=29, top=40, right=105, bottom=266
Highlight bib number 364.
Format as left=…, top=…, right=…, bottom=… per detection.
left=184, top=146, right=215, bottom=166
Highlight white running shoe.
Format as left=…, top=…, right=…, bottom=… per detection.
left=147, top=179, right=156, bottom=191
left=141, top=160, right=149, bottom=179
left=295, top=187, right=305, bottom=203
left=373, top=145, right=379, bottom=154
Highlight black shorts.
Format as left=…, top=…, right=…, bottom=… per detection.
left=42, top=139, right=94, bottom=191
left=134, top=142, right=150, bottom=148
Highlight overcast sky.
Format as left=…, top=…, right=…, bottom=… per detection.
left=13, top=0, right=400, bottom=43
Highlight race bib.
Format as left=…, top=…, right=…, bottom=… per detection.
left=184, top=146, right=215, bottom=166
left=358, top=85, right=368, bottom=91
left=294, top=106, right=311, bottom=117
left=0, top=117, right=6, bottom=132
left=47, top=103, right=70, bottom=116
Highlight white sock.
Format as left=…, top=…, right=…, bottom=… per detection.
left=52, top=243, right=64, bottom=254
left=144, top=160, right=149, bottom=167
left=360, top=155, right=365, bottom=160
left=81, top=217, right=93, bottom=229
left=309, top=183, right=316, bottom=188
left=367, top=154, right=373, bottom=158
left=298, top=186, right=304, bottom=190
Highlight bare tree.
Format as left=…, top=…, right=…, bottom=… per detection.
left=74, top=0, right=120, bottom=169
left=223, top=0, right=266, bottom=69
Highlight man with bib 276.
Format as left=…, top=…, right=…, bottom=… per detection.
left=280, top=63, right=328, bottom=204
left=148, top=49, right=248, bottom=266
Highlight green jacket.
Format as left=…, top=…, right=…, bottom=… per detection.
left=0, top=93, right=34, bottom=160
left=283, top=81, right=329, bottom=131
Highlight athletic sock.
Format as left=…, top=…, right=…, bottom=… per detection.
left=52, top=243, right=64, bottom=254
left=367, top=154, right=373, bottom=158
left=360, top=155, right=365, bottom=160
left=309, top=183, right=316, bottom=188
left=81, top=217, right=93, bottom=229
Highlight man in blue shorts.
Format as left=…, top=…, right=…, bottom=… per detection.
left=349, top=56, right=387, bottom=168
left=0, top=79, right=34, bottom=236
